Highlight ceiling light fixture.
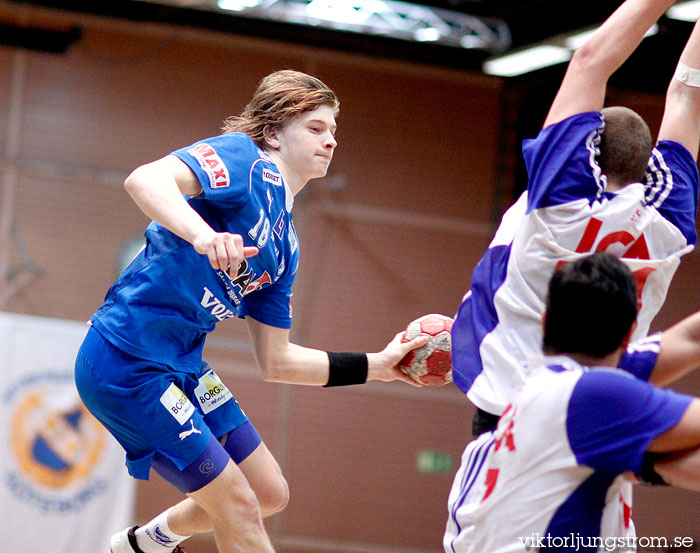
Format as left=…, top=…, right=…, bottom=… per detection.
left=485, top=23, right=658, bottom=77
left=217, top=0, right=262, bottom=11
left=483, top=45, right=571, bottom=77
left=667, top=0, right=700, bottom=22
left=564, top=23, right=658, bottom=51
left=141, top=0, right=511, bottom=52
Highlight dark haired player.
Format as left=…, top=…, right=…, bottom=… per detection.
left=461, top=253, right=700, bottom=551
left=446, top=0, right=700, bottom=550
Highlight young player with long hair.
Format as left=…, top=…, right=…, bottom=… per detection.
left=75, top=69, right=426, bottom=553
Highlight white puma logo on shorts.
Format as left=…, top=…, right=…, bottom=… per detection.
left=179, top=420, right=202, bottom=440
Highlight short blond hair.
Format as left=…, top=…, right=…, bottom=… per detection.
left=222, top=69, right=339, bottom=148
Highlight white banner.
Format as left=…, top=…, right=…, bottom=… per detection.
left=0, top=311, right=135, bottom=553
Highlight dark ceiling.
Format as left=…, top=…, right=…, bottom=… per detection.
left=3, top=0, right=695, bottom=93
left=3, top=0, right=692, bottom=200
left=412, top=0, right=693, bottom=92
left=426, top=0, right=630, bottom=48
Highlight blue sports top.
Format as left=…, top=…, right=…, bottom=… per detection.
left=90, top=132, right=299, bottom=369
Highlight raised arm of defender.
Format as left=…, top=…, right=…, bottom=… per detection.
left=657, top=11, right=700, bottom=158
left=544, top=0, right=677, bottom=128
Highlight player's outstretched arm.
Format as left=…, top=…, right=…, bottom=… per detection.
left=245, top=317, right=428, bottom=387
left=647, top=399, right=700, bottom=490
left=369, top=331, right=429, bottom=386
left=649, top=311, right=700, bottom=387
left=657, top=15, right=700, bottom=159
left=648, top=399, right=700, bottom=454
left=655, top=444, right=700, bottom=491
left=124, top=155, right=258, bottom=274
left=544, top=0, right=676, bottom=128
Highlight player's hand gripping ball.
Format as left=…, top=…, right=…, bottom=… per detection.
left=398, top=314, right=454, bottom=386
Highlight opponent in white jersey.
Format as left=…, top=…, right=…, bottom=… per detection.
left=74, top=71, right=426, bottom=553
left=454, top=253, right=700, bottom=553
left=446, top=1, right=700, bottom=550
left=455, top=36, right=700, bottom=424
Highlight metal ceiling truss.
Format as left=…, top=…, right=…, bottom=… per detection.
left=138, top=0, right=511, bottom=53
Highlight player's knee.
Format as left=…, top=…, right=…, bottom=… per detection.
left=259, top=474, right=289, bottom=515
left=275, top=475, right=291, bottom=513
left=191, top=471, right=263, bottom=529
left=218, top=485, right=264, bottom=525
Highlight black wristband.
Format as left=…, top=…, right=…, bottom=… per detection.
left=323, top=351, right=368, bottom=387
left=637, top=452, right=668, bottom=486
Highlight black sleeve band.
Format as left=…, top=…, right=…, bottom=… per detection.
left=323, top=351, right=368, bottom=387
left=637, top=452, right=668, bottom=486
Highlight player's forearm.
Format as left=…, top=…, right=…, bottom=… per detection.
left=124, top=166, right=213, bottom=245
left=247, top=317, right=423, bottom=387
left=651, top=312, right=700, bottom=387
left=655, top=446, right=700, bottom=491
left=544, top=0, right=675, bottom=127
left=258, top=342, right=331, bottom=386
left=657, top=14, right=700, bottom=153
left=258, top=343, right=398, bottom=386
left=678, top=9, right=700, bottom=72
left=574, top=0, right=674, bottom=80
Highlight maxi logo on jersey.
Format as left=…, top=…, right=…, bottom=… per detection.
left=188, top=143, right=230, bottom=189
left=245, top=272, right=272, bottom=294
left=229, top=259, right=272, bottom=295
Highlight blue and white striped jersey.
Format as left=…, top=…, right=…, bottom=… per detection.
left=452, top=112, right=699, bottom=416
left=445, top=335, right=664, bottom=553
left=449, top=356, right=692, bottom=553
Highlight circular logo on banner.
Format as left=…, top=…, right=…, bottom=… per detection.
left=9, top=381, right=105, bottom=489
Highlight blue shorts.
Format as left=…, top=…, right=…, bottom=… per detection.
left=74, top=326, right=261, bottom=490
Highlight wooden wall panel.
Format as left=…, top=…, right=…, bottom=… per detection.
left=281, top=384, right=471, bottom=549
left=2, top=3, right=700, bottom=553
left=5, top=166, right=144, bottom=319
left=653, top=248, right=700, bottom=333
left=18, top=27, right=309, bottom=172
left=290, top=210, right=489, bottom=351
left=0, top=48, right=12, bottom=154
left=312, top=60, right=501, bottom=221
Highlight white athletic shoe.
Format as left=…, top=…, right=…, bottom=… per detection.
left=109, top=526, right=186, bottom=553
left=110, top=526, right=145, bottom=553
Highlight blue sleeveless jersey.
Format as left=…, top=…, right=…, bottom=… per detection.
left=90, top=133, right=299, bottom=369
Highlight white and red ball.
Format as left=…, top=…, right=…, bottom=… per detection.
left=398, top=313, right=454, bottom=386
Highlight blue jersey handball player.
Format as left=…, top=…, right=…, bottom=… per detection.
left=74, top=70, right=427, bottom=553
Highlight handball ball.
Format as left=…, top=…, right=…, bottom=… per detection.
left=399, top=314, right=454, bottom=386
